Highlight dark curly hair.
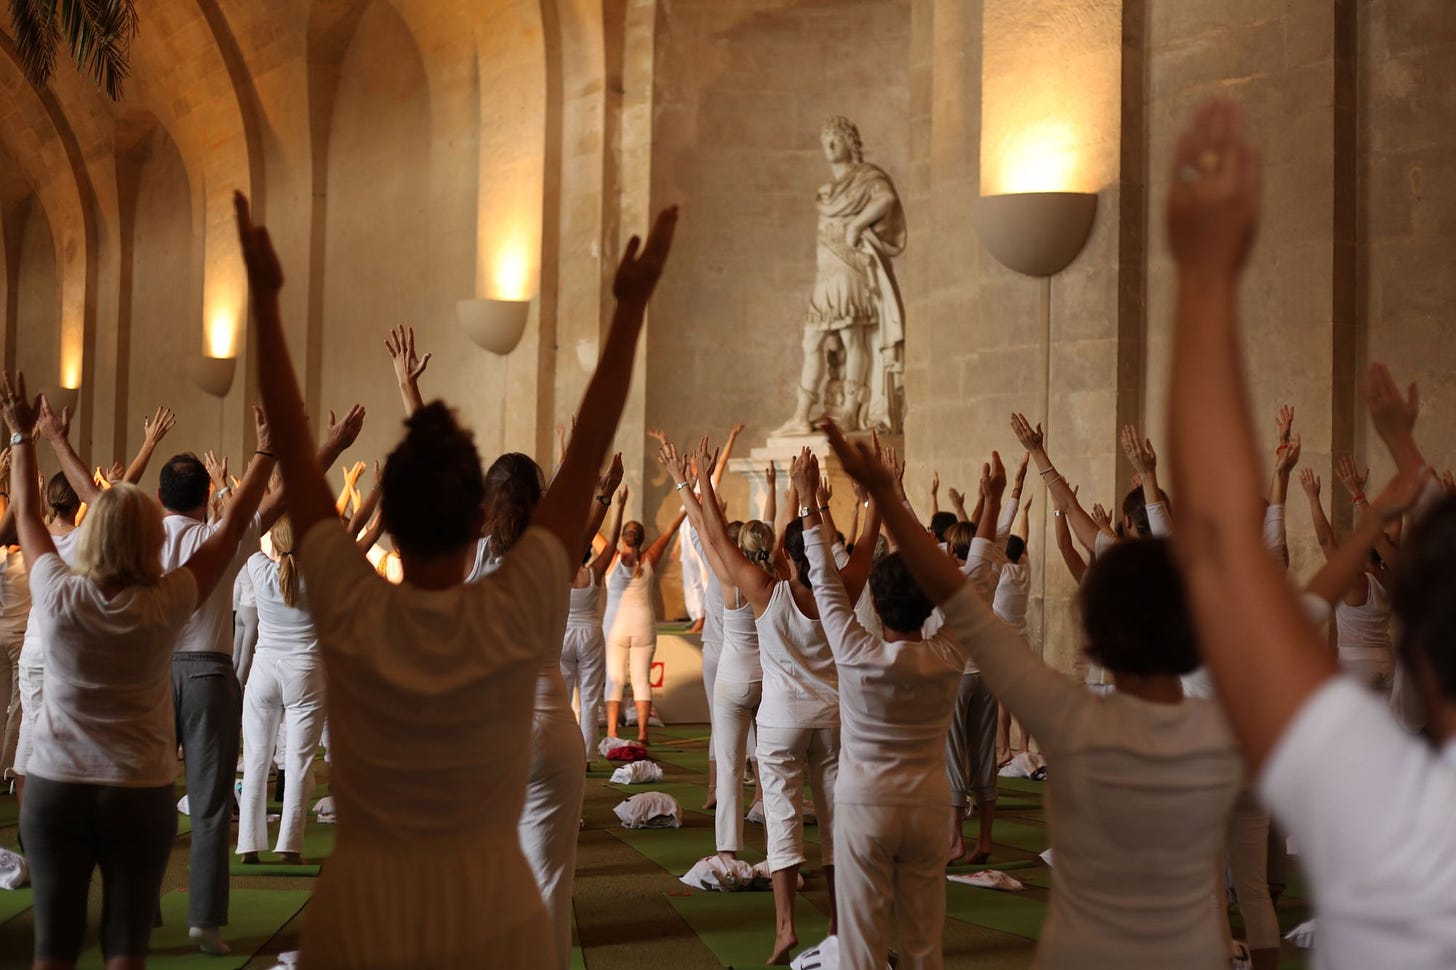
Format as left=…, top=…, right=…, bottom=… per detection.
left=381, top=402, right=485, bottom=557
left=1079, top=537, right=1199, bottom=676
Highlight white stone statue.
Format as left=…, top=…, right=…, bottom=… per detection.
left=776, top=116, right=907, bottom=435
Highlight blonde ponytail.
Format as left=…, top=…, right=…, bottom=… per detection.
left=269, top=517, right=300, bottom=607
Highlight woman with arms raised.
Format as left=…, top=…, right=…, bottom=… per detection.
left=234, top=192, right=676, bottom=969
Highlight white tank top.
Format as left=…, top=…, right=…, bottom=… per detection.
left=20, top=528, right=82, bottom=666
left=716, top=599, right=762, bottom=685
left=568, top=575, right=602, bottom=627
left=754, top=581, right=837, bottom=729
left=1335, top=573, right=1393, bottom=664
left=604, top=556, right=656, bottom=642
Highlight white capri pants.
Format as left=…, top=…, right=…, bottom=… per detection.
left=702, top=641, right=721, bottom=767
left=560, top=624, right=606, bottom=757
left=712, top=679, right=762, bottom=852
left=837, top=802, right=947, bottom=970
left=12, top=660, right=43, bottom=776
left=519, top=700, right=587, bottom=970
left=0, top=633, right=22, bottom=778
left=604, top=635, right=655, bottom=704
left=756, top=723, right=839, bottom=872
left=237, top=651, right=326, bottom=856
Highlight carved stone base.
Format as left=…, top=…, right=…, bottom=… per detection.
left=727, top=431, right=904, bottom=537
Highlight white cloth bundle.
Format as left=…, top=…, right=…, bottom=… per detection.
left=1285, top=919, right=1318, bottom=949
left=0, top=848, right=29, bottom=889
left=680, top=855, right=757, bottom=892
left=789, top=935, right=891, bottom=970
left=177, top=794, right=190, bottom=816
left=613, top=792, right=682, bottom=829
left=610, top=761, right=664, bottom=785
left=313, top=796, right=337, bottom=824
left=997, top=751, right=1047, bottom=779
left=1039, top=848, right=1054, bottom=867
left=746, top=798, right=816, bottom=825
left=598, top=736, right=650, bottom=761
left=948, top=869, right=1025, bottom=892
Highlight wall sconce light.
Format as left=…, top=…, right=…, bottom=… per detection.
left=187, top=355, right=237, bottom=397
left=42, top=385, right=80, bottom=413
left=457, top=298, right=532, bottom=355
left=974, top=191, right=1098, bottom=277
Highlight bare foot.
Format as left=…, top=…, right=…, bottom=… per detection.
left=703, top=793, right=717, bottom=810
left=277, top=852, right=304, bottom=865
left=966, top=850, right=991, bottom=865
left=996, top=747, right=1013, bottom=768
left=688, top=618, right=705, bottom=634
left=637, top=734, right=650, bottom=746
left=240, top=852, right=260, bottom=865
left=767, top=930, right=798, bottom=965
left=947, top=832, right=964, bottom=867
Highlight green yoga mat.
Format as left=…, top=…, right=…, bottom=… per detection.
left=611, top=826, right=764, bottom=875
left=0, top=798, right=19, bottom=827
left=653, top=749, right=713, bottom=774
left=981, top=819, right=1050, bottom=855
left=995, top=777, right=1047, bottom=795
left=0, top=888, right=33, bottom=926
left=668, top=890, right=831, bottom=969
left=76, top=888, right=310, bottom=969
left=944, top=880, right=1048, bottom=940
left=227, top=822, right=335, bottom=876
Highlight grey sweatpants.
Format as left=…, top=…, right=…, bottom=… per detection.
left=173, top=651, right=242, bottom=928
left=945, top=671, right=998, bottom=810
left=21, top=776, right=176, bottom=961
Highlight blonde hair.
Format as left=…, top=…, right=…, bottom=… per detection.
left=73, top=483, right=164, bottom=588
left=738, top=520, right=775, bottom=573
left=270, top=516, right=300, bottom=607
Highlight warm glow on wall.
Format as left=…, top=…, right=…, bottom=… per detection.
left=987, top=120, right=1084, bottom=195
left=206, top=306, right=237, bottom=358
left=489, top=237, right=534, bottom=302
left=60, top=345, right=82, bottom=389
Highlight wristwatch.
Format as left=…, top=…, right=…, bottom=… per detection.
left=596, top=494, right=611, bottom=506
left=9, top=433, right=24, bottom=446
left=797, top=505, right=814, bottom=518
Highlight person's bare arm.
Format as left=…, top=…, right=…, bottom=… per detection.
left=929, top=470, right=940, bottom=517
left=581, top=453, right=624, bottom=559
left=346, top=463, right=382, bottom=538
left=533, top=208, right=679, bottom=562
left=1163, top=101, right=1352, bottom=772
left=661, top=441, right=738, bottom=593
left=1268, top=405, right=1297, bottom=505
left=335, top=460, right=365, bottom=516
left=179, top=411, right=277, bottom=602
left=1298, top=468, right=1338, bottom=561
left=256, top=405, right=366, bottom=535
left=0, top=376, right=59, bottom=562
left=948, top=486, right=969, bottom=523
left=762, top=463, right=777, bottom=526
left=355, top=509, right=385, bottom=552
left=123, top=406, right=176, bottom=484
left=384, top=325, right=430, bottom=416
left=1121, top=424, right=1166, bottom=506
left=1053, top=488, right=1086, bottom=583
left=1304, top=471, right=1420, bottom=606
left=590, top=482, right=628, bottom=582
left=1010, top=412, right=1107, bottom=555
left=642, top=509, right=687, bottom=568
left=36, top=397, right=101, bottom=506
left=699, top=442, right=777, bottom=611
left=839, top=474, right=882, bottom=603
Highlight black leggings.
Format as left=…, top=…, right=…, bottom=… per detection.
left=20, top=776, right=176, bottom=961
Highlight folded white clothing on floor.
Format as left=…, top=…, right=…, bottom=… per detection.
left=1285, top=919, right=1318, bottom=949
left=622, top=708, right=664, bottom=727
left=313, top=796, right=337, bottom=824
left=1039, top=848, right=1054, bottom=867
left=789, top=936, right=891, bottom=970
left=598, top=736, right=650, bottom=762
left=948, top=870, right=1025, bottom=891
left=177, top=795, right=189, bottom=816
left=0, top=848, right=29, bottom=889
left=751, top=859, right=803, bottom=891
left=613, top=792, right=682, bottom=829
left=680, top=855, right=757, bottom=891
left=261, top=951, right=301, bottom=969
left=611, top=761, right=664, bottom=785
left=997, top=751, right=1047, bottom=779
left=745, top=798, right=815, bottom=825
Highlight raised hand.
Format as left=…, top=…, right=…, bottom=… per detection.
left=818, top=472, right=834, bottom=506
left=253, top=405, right=273, bottom=456
left=105, top=461, right=125, bottom=484
left=657, top=440, right=684, bottom=480
left=789, top=447, right=820, bottom=504
left=646, top=428, right=668, bottom=446
left=822, top=420, right=893, bottom=493
left=1012, top=452, right=1030, bottom=493
left=730, top=422, right=747, bottom=438
left=1091, top=503, right=1113, bottom=532
left=1275, top=433, right=1302, bottom=475
left=1009, top=412, right=1044, bottom=453
left=385, top=325, right=432, bottom=384
left=234, top=192, right=283, bottom=294
left=1166, top=99, right=1261, bottom=278
left=613, top=206, right=679, bottom=304
left=948, top=487, right=964, bottom=508
left=1298, top=467, right=1320, bottom=498
left=1275, top=404, right=1295, bottom=446
left=36, top=395, right=70, bottom=442
left=616, top=482, right=630, bottom=507
left=342, top=460, right=367, bottom=494
left=1362, top=363, right=1418, bottom=444
left=203, top=451, right=228, bottom=488
left=1334, top=455, right=1369, bottom=501
left=598, top=453, right=624, bottom=498
left=930, top=470, right=940, bottom=496
left=987, top=451, right=1007, bottom=497
left=324, top=404, right=366, bottom=453
left=1120, top=424, right=1158, bottom=475
left=144, top=406, right=176, bottom=445
left=1368, top=465, right=1433, bottom=523
left=765, top=462, right=776, bottom=489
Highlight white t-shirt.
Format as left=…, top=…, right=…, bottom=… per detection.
left=940, top=582, right=1241, bottom=969
left=296, top=520, right=570, bottom=840
left=162, top=512, right=261, bottom=654
left=233, top=560, right=256, bottom=611
left=804, top=527, right=962, bottom=806
left=245, top=553, right=318, bottom=655
left=1260, top=677, right=1456, bottom=968
left=25, top=553, right=198, bottom=786
left=19, top=528, right=83, bottom=667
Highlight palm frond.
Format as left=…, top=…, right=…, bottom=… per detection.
left=8, top=0, right=137, bottom=100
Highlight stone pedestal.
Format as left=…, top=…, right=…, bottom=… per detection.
left=726, top=431, right=903, bottom=540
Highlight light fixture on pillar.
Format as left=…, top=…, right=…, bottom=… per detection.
left=42, top=385, right=80, bottom=413
left=975, top=191, right=1098, bottom=277
left=189, top=306, right=238, bottom=396
left=457, top=297, right=532, bottom=355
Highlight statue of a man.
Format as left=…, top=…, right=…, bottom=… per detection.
left=776, top=116, right=907, bottom=435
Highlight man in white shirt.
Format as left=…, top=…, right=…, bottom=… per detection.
left=160, top=405, right=362, bottom=954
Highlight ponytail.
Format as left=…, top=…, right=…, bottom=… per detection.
left=269, top=516, right=300, bottom=607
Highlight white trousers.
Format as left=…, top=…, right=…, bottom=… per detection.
left=836, top=802, right=946, bottom=970
left=519, top=703, right=586, bottom=970
left=680, top=538, right=706, bottom=621
left=1217, top=788, right=1280, bottom=951
left=756, top=723, right=839, bottom=872
left=238, top=651, right=326, bottom=856
left=12, top=659, right=42, bottom=776
left=702, top=642, right=721, bottom=767
left=604, top=635, right=654, bottom=703
left=560, top=624, right=605, bottom=758
left=0, top=633, right=21, bottom=779
left=712, top=679, right=762, bottom=852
